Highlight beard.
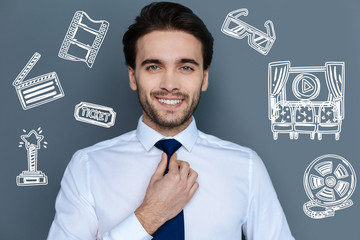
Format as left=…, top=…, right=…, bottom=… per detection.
left=136, top=86, right=201, bottom=129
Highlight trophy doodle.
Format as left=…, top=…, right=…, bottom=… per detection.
left=16, top=128, right=48, bottom=186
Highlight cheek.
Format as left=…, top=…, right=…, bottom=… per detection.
left=135, top=74, right=158, bottom=93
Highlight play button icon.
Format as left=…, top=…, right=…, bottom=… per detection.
left=292, top=73, right=320, bottom=100
left=302, top=79, right=315, bottom=93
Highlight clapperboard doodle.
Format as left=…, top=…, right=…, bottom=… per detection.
left=74, top=102, right=116, bottom=128
left=303, top=154, right=356, bottom=219
left=17, top=128, right=48, bottom=186
left=268, top=61, right=345, bottom=140
left=58, top=11, right=109, bottom=68
left=12, top=52, right=64, bottom=110
left=221, top=8, right=276, bottom=55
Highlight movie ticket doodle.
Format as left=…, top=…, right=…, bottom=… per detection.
left=303, top=154, right=356, bottom=219
left=58, top=11, right=109, bottom=68
left=74, top=102, right=116, bottom=128
left=17, top=128, right=48, bottom=186
left=13, top=52, right=65, bottom=110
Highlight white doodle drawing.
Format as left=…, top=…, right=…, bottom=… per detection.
left=12, top=52, right=65, bottom=110
left=303, top=154, right=356, bottom=219
left=268, top=61, right=345, bottom=140
left=58, top=11, right=110, bottom=68
left=221, top=8, right=276, bottom=55
left=16, top=128, right=48, bottom=186
left=74, top=102, right=116, bottom=128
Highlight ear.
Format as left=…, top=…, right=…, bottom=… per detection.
left=201, top=67, right=209, bottom=92
left=128, top=66, right=137, bottom=91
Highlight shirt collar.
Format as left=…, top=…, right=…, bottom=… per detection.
left=136, top=115, right=198, bottom=152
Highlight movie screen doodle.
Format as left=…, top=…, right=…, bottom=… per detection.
left=268, top=61, right=345, bottom=140
left=17, top=128, right=48, bottom=186
left=303, top=154, right=356, bottom=219
left=13, top=52, right=65, bottom=110
left=58, top=11, right=109, bottom=68
left=221, top=8, right=276, bottom=55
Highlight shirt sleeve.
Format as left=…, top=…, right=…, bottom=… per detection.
left=47, top=151, right=152, bottom=240
left=242, top=151, right=295, bottom=240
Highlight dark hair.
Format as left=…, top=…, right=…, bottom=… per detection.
left=123, top=2, right=214, bottom=69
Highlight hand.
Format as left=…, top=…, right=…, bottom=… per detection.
left=135, top=153, right=199, bottom=235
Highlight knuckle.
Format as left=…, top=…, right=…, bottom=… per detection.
left=182, top=161, right=190, bottom=168
left=190, top=168, right=198, bottom=177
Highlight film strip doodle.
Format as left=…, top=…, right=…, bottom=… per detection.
left=221, top=8, right=276, bottom=55
left=12, top=52, right=65, bottom=110
left=58, top=11, right=110, bottom=68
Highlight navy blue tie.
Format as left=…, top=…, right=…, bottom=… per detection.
left=153, top=139, right=184, bottom=239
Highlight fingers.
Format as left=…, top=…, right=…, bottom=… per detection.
left=152, top=153, right=168, bottom=179
left=168, top=153, right=179, bottom=172
left=179, top=161, right=190, bottom=179
left=188, top=181, right=199, bottom=201
left=187, top=168, right=198, bottom=184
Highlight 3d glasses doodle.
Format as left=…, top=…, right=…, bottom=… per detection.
left=268, top=61, right=345, bottom=140
left=74, top=102, right=116, bottom=128
left=303, top=154, right=356, bottom=219
left=12, top=52, right=65, bottom=110
left=17, top=128, right=48, bottom=186
left=221, top=8, right=276, bottom=55
left=58, top=11, right=110, bottom=68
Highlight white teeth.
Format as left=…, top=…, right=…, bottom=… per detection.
left=158, top=99, right=182, bottom=105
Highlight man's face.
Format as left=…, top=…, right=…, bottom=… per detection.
left=128, top=30, right=209, bottom=134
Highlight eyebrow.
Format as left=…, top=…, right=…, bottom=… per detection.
left=140, top=58, right=200, bottom=67
left=178, top=58, right=199, bottom=66
left=141, top=59, right=162, bottom=67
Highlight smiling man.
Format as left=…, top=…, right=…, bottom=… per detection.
left=48, top=2, right=294, bottom=240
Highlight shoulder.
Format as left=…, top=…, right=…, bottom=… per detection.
left=197, top=130, right=258, bottom=159
left=71, top=130, right=137, bottom=162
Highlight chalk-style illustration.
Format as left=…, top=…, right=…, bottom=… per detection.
left=12, top=52, right=64, bottom=110
left=74, top=102, right=116, bottom=128
left=221, top=8, right=276, bottom=55
left=16, top=128, right=48, bottom=186
left=58, top=11, right=110, bottom=68
left=268, top=61, right=345, bottom=140
left=303, top=154, right=356, bottom=219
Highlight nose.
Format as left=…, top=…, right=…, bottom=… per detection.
left=159, top=69, right=180, bottom=92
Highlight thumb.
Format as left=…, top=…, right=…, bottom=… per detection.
left=152, top=153, right=168, bottom=179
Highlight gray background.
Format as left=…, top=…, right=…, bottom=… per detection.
left=1, top=0, right=359, bottom=239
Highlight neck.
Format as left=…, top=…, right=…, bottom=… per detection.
left=142, top=113, right=192, bottom=137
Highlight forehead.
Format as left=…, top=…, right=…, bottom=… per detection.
left=135, top=30, right=203, bottom=65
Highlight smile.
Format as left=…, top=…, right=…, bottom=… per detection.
left=157, top=98, right=183, bottom=105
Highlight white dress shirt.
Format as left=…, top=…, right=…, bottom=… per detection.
left=48, top=116, right=294, bottom=240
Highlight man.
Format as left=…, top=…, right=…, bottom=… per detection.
left=48, top=2, right=294, bottom=239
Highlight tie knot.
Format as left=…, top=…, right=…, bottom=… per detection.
left=155, top=139, right=182, bottom=157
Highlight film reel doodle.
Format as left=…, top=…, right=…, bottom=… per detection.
left=12, top=52, right=65, bottom=110
left=303, top=154, right=356, bottom=219
left=16, top=128, right=48, bottom=186
left=268, top=61, right=345, bottom=140
left=221, top=8, right=276, bottom=55
left=58, top=11, right=110, bottom=68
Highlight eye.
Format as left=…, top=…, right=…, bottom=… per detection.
left=181, top=66, right=193, bottom=71
left=147, top=65, right=160, bottom=71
